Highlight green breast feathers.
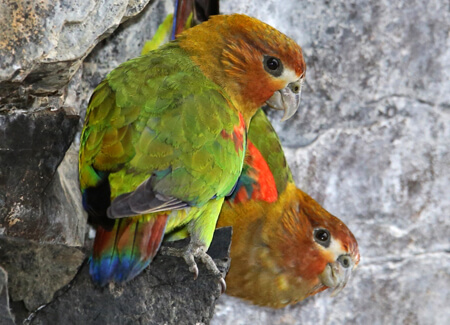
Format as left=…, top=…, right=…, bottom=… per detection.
left=79, top=43, right=247, bottom=218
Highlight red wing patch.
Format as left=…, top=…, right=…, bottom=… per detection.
left=232, top=140, right=278, bottom=204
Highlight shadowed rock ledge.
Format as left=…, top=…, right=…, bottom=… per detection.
left=1, top=227, right=231, bottom=325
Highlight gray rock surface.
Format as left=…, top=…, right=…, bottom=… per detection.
left=64, top=0, right=174, bottom=117
left=27, top=227, right=231, bottom=325
left=0, top=266, right=15, bottom=325
left=0, top=236, right=85, bottom=311
left=212, top=0, right=450, bottom=324
left=0, top=0, right=153, bottom=107
left=0, top=110, right=82, bottom=244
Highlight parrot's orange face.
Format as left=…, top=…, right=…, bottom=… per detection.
left=272, top=187, right=360, bottom=304
left=282, top=189, right=359, bottom=294
left=219, top=182, right=360, bottom=308
left=177, top=14, right=306, bottom=123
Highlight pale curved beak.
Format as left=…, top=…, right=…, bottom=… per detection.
left=318, top=255, right=355, bottom=297
left=265, top=78, right=303, bottom=121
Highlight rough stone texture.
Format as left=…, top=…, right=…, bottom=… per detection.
left=0, top=266, right=15, bottom=325
left=212, top=0, right=450, bottom=324
left=0, top=110, right=82, bottom=244
left=26, top=227, right=231, bottom=325
left=64, top=0, right=174, bottom=118
left=0, top=0, right=153, bottom=107
left=0, top=236, right=85, bottom=311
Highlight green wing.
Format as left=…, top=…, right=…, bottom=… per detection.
left=247, top=109, right=293, bottom=194
left=79, top=42, right=245, bottom=217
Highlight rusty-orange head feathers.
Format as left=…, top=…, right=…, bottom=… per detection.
left=219, top=182, right=360, bottom=308
left=177, top=14, right=306, bottom=123
left=272, top=187, right=360, bottom=305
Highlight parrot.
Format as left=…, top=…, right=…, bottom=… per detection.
left=138, top=0, right=359, bottom=306
left=216, top=109, right=360, bottom=308
left=79, top=13, right=306, bottom=287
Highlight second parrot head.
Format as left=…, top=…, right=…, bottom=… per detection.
left=276, top=187, right=360, bottom=304
left=176, top=14, right=306, bottom=122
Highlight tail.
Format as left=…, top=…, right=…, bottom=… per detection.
left=90, top=214, right=168, bottom=286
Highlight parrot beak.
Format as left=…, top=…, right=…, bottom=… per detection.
left=318, top=254, right=354, bottom=297
left=265, top=78, right=303, bottom=121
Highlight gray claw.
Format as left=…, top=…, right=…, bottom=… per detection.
left=160, top=240, right=223, bottom=285
left=189, top=264, right=199, bottom=280
left=219, top=277, right=226, bottom=294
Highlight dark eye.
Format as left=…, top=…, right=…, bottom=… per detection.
left=267, top=57, right=279, bottom=70
left=314, top=228, right=331, bottom=247
left=263, top=56, right=283, bottom=77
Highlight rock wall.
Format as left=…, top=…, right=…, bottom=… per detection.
left=1, top=1, right=229, bottom=323
left=0, top=0, right=158, bottom=246
left=0, top=0, right=449, bottom=324
left=213, top=0, right=450, bottom=324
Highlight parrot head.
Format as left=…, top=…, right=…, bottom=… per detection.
left=220, top=181, right=360, bottom=308
left=272, top=186, right=360, bottom=305
left=177, top=14, right=306, bottom=123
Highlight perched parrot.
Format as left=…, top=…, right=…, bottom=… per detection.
left=79, top=13, right=306, bottom=286
left=216, top=110, right=360, bottom=307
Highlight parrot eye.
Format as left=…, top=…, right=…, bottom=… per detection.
left=267, top=58, right=279, bottom=70
left=314, top=228, right=331, bottom=247
left=263, top=56, right=283, bottom=77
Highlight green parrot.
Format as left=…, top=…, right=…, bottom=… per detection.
left=79, top=13, right=306, bottom=287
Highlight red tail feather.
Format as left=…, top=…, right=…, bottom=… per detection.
left=90, top=214, right=169, bottom=285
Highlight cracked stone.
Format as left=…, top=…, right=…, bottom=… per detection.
left=0, top=109, right=83, bottom=245
left=0, top=236, right=85, bottom=311
left=0, top=0, right=154, bottom=107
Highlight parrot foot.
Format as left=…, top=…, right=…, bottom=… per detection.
left=160, top=243, right=226, bottom=293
